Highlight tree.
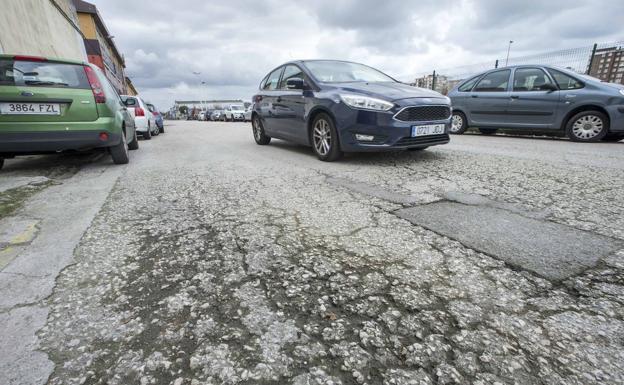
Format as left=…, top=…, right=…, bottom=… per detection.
left=179, top=105, right=188, bottom=115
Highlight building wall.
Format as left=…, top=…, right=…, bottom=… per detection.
left=76, top=11, right=126, bottom=94
left=0, top=0, right=86, bottom=60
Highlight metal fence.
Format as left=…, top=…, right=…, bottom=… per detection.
left=411, top=40, right=624, bottom=94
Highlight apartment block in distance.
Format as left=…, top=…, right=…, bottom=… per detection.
left=589, top=46, right=624, bottom=85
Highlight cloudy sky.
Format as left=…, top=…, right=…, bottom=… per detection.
left=90, top=0, right=624, bottom=109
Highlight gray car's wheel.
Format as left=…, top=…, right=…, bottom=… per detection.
left=479, top=128, right=498, bottom=135
left=159, top=124, right=165, bottom=134
left=128, top=129, right=139, bottom=150
left=311, top=113, right=343, bottom=162
left=252, top=116, right=271, bottom=145
left=450, top=111, right=468, bottom=134
left=566, top=111, right=609, bottom=142
left=110, top=130, right=130, bottom=164
left=152, top=122, right=159, bottom=136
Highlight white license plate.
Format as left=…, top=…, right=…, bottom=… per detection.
left=0, top=102, right=61, bottom=115
left=411, top=124, right=445, bottom=137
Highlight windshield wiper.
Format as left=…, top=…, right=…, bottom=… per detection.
left=24, top=80, right=69, bottom=86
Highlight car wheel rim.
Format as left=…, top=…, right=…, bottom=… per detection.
left=253, top=118, right=262, bottom=141
left=572, top=115, right=604, bottom=139
left=313, top=119, right=331, bottom=156
left=451, top=115, right=463, bottom=132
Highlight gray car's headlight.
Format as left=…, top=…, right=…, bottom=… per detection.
left=339, top=94, right=394, bottom=111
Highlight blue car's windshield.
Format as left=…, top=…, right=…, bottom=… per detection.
left=304, top=61, right=395, bottom=83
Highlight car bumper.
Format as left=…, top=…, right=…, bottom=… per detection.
left=0, top=130, right=121, bottom=155
left=231, top=115, right=245, bottom=120
left=608, top=105, right=624, bottom=132
left=333, top=104, right=451, bottom=152
left=134, top=116, right=149, bottom=132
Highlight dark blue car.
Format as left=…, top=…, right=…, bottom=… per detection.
left=251, top=60, right=451, bottom=161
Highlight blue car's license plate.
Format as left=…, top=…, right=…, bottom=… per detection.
left=411, top=124, right=445, bottom=137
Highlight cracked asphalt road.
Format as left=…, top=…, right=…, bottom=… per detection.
left=3, top=121, right=624, bottom=385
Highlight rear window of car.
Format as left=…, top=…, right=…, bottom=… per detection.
left=0, top=59, right=89, bottom=88
left=123, top=97, right=138, bottom=106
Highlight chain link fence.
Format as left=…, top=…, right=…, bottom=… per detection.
left=411, top=40, right=624, bottom=94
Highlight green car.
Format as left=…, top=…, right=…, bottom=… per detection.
left=0, top=54, right=139, bottom=169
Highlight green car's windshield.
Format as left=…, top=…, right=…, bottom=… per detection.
left=0, top=59, right=89, bottom=88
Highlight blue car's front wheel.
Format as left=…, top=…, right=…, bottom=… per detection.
left=311, top=113, right=343, bottom=162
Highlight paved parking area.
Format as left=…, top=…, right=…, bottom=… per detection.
left=1, top=121, right=624, bottom=385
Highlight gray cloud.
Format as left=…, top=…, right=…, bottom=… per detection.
left=90, top=0, right=624, bottom=109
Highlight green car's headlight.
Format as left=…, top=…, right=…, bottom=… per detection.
left=339, top=94, right=394, bottom=112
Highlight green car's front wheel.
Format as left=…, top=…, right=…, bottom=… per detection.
left=128, top=129, right=139, bottom=150
left=110, top=131, right=130, bottom=164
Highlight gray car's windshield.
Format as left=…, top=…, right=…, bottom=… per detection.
left=303, top=61, right=395, bottom=83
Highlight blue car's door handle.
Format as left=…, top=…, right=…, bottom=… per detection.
left=471, top=95, right=479, bottom=98
left=510, top=95, right=519, bottom=99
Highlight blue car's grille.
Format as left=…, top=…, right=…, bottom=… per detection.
left=394, top=134, right=449, bottom=147
left=394, top=106, right=451, bottom=122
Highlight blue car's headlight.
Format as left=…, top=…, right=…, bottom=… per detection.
left=339, top=94, right=394, bottom=112
left=619, top=89, right=624, bottom=96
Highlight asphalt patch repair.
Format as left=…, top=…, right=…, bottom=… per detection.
left=396, top=201, right=621, bottom=280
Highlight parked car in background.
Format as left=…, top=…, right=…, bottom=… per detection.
left=211, top=110, right=223, bottom=121
left=0, top=54, right=139, bottom=168
left=251, top=60, right=451, bottom=161
left=121, top=95, right=158, bottom=140
left=448, top=65, right=624, bottom=142
left=224, top=105, right=245, bottom=121
left=198, top=111, right=206, bottom=121
left=244, top=106, right=253, bottom=122
left=146, top=103, right=164, bottom=133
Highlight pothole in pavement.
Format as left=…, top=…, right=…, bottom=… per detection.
left=326, top=176, right=622, bottom=281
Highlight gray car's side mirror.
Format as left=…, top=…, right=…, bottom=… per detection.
left=286, top=78, right=304, bottom=90
left=541, top=83, right=558, bottom=92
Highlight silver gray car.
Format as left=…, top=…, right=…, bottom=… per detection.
left=448, top=65, right=624, bottom=142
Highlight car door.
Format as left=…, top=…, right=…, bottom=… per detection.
left=467, top=69, right=511, bottom=126
left=507, top=67, right=560, bottom=128
left=450, top=74, right=482, bottom=117
left=256, top=66, right=283, bottom=137
left=272, top=64, right=307, bottom=143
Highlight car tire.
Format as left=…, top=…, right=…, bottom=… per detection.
left=603, top=133, right=624, bottom=142
left=128, top=129, right=139, bottom=150
left=252, top=116, right=271, bottom=145
left=143, top=126, right=152, bottom=140
left=450, top=112, right=468, bottom=134
left=152, top=122, right=159, bottom=136
left=0, top=158, right=4, bottom=170
left=110, top=130, right=130, bottom=164
left=311, top=113, right=343, bottom=162
left=565, top=111, right=609, bottom=142
left=479, top=128, right=498, bottom=135
left=159, top=125, right=165, bottom=134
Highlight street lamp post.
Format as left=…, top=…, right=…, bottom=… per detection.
left=505, top=40, right=514, bottom=66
